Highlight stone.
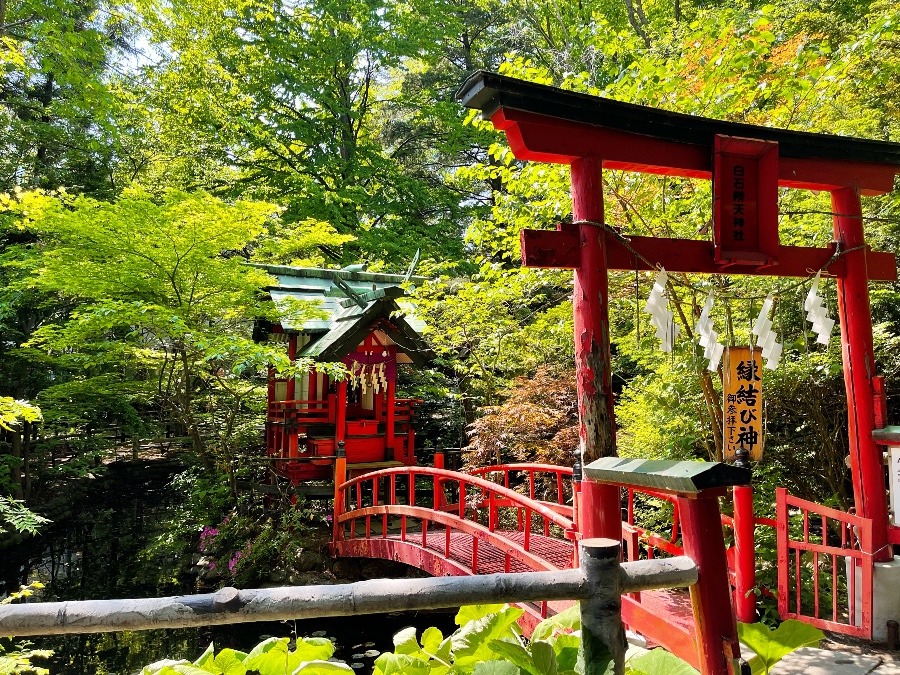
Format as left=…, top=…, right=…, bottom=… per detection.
left=771, top=647, right=881, bottom=675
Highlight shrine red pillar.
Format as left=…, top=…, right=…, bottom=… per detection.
left=386, top=379, right=396, bottom=458
left=336, top=380, right=348, bottom=443
left=571, top=157, right=622, bottom=540
left=832, top=187, right=891, bottom=561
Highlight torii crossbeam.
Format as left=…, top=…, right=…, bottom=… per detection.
left=457, top=71, right=900, bottom=569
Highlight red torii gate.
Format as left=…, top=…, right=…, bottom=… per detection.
left=457, top=72, right=900, bottom=581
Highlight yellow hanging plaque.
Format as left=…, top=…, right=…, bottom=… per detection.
left=723, top=346, right=764, bottom=463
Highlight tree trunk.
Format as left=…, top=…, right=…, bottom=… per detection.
left=22, top=420, right=32, bottom=499
left=10, top=425, right=23, bottom=499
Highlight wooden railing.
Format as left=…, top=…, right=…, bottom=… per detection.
left=776, top=487, right=873, bottom=638
left=467, top=463, right=573, bottom=517
left=0, top=540, right=701, bottom=674
left=333, top=466, right=577, bottom=581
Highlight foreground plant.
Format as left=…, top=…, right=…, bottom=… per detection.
left=137, top=604, right=696, bottom=675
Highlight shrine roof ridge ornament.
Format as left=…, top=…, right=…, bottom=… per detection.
left=457, top=71, right=900, bottom=168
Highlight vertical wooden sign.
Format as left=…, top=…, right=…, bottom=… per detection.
left=890, top=446, right=900, bottom=527
left=723, top=346, right=764, bottom=462
left=713, top=135, right=779, bottom=268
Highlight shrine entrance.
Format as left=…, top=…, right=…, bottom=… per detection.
left=458, top=71, right=900, bottom=639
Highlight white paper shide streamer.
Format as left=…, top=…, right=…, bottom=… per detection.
left=805, top=272, right=835, bottom=346
left=643, top=269, right=680, bottom=353
left=695, top=292, right=724, bottom=371
left=752, top=292, right=782, bottom=370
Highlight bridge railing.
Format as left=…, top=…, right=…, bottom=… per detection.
left=332, top=464, right=578, bottom=576
left=467, top=463, right=574, bottom=517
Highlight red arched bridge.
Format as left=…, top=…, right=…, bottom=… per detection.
left=330, top=455, right=754, bottom=673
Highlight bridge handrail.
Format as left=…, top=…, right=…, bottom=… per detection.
left=468, top=463, right=573, bottom=507
left=336, top=504, right=559, bottom=572
left=336, top=466, right=575, bottom=532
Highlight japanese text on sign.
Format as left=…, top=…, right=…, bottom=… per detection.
left=732, top=165, right=746, bottom=242
left=723, top=346, right=764, bottom=463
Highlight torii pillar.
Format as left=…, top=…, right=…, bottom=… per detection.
left=569, top=156, right=627, bottom=540
left=458, top=71, right=900, bottom=567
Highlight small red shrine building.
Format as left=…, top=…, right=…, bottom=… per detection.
left=254, top=264, right=433, bottom=484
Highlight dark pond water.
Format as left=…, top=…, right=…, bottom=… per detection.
left=1, top=463, right=456, bottom=674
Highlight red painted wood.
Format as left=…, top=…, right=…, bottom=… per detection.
left=776, top=488, right=873, bottom=637
left=386, top=379, right=396, bottom=456
left=341, top=467, right=576, bottom=532
left=677, top=494, right=742, bottom=675
left=491, top=108, right=899, bottom=194
left=622, top=592, right=699, bottom=670
left=713, top=135, right=780, bottom=267
left=732, top=485, right=757, bottom=623
left=336, top=380, right=348, bottom=442
left=520, top=229, right=897, bottom=281
left=889, top=525, right=900, bottom=545
left=570, top=157, right=622, bottom=541
left=832, top=187, right=891, bottom=562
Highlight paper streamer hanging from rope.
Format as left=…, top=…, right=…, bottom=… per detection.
left=752, top=292, right=783, bottom=370
left=804, top=272, right=835, bottom=346
left=643, top=269, right=680, bottom=352
left=695, top=292, right=724, bottom=371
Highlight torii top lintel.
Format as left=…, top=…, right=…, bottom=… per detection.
left=457, top=71, right=900, bottom=280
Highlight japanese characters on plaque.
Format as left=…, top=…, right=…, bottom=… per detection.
left=723, top=346, right=764, bottom=463
left=731, top=164, right=747, bottom=243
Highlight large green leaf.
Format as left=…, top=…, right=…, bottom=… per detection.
left=550, top=633, right=581, bottom=673
left=486, top=640, right=539, bottom=675
left=451, top=606, right=524, bottom=666
left=243, top=641, right=297, bottom=675
left=392, top=626, right=421, bottom=655
left=626, top=648, right=698, bottom=675
left=292, top=638, right=336, bottom=662
left=244, top=638, right=287, bottom=660
left=738, top=620, right=824, bottom=675
left=193, top=644, right=216, bottom=670
left=455, top=604, right=508, bottom=626
left=420, top=626, right=451, bottom=663
left=472, top=661, right=522, bottom=675
left=531, top=641, right=559, bottom=675
left=373, top=653, right=431, bottom=675
left=531, top=605, right=581, bottom=643
left=211, top=648, right=248, bottom=674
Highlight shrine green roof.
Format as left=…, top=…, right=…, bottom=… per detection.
left=252, top=264, right=433, bottom=365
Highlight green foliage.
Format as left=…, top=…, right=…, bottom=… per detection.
left=0, top=398, right=41, bottom=432
left=626, top=649, right=698, bottom=675
left=140, top=636, right=343, bottom=675
left=737, top=620, right=824, bottom=675
left=0, top=496, right=49, bottom=535
left=137, top=605, right=703, bottom=674
left=0, top=639, right=53, bottom=675
left=1, top=583, right=52, bottom=674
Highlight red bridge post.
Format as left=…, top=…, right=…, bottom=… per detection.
left=678, top=492, right=743, bottom=675
left=732, top=484, right=756, bottom=623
